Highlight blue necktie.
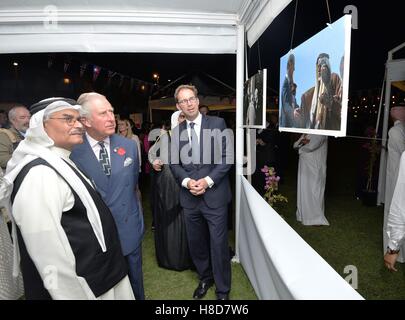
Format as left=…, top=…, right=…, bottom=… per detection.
left=98, top=141, right=111, bottom=176
left=189, top=122, right=200, bottom=164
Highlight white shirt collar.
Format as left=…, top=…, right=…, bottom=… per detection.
left=86, top=132, right=110, bottom=148
left=50, top=146, right=71, bottom=160
left=50, top=146, right=81, bottom=168
left=186, top=112, right=202, bottom=127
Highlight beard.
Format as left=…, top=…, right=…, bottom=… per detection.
left=20, top=123, right=30, bottom=133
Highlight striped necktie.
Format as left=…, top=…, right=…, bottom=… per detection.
left=98, top=141, right=111, bottom=176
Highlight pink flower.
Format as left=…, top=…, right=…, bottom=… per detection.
left=262, top=165, right=288, bottom=208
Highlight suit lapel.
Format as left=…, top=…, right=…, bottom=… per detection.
left=109, top=134, right=125, bottom=177
left=179, top=121, right=188, bottom=151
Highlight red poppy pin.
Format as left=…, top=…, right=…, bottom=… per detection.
left=114, top=147, right=126, bottom=156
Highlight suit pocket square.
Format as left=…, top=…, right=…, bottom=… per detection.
left=124, top=157, right=133, bottom=167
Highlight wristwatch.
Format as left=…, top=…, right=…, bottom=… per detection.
left=386, top=247, right=400, bottom=255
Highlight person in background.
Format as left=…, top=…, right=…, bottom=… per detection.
left=117, top=118, right=144, bottom=215
left=70, top=92, right=145, bottom=300
left=0, top=109, right=9, bottom=128
left=117, top=118, right=142, bottom=173
left=3, top=97, right=133, bottom=299
left=293, top=134, right=329, bottom=226
left=0, top=106, right=30, bottom=170
left=0, top=106, right=31, bottom=234
left=383, top=105, right=405, bottom=261
left=384, top=152, right=405, bottom=272
left=199, top=105, right=209, bottom=116
left=139, top=121, right=152, bottom=177
left=252, top=121, right=277, bottom=196
left=0, top=166, right=24, bottom=300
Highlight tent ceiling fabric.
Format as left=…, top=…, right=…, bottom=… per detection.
left=0, top=0, right=243, bottom=13
left=0, top=0, right=291, bottom=54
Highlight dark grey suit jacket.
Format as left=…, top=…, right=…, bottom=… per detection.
left=170, top=115, right=233, bottom=209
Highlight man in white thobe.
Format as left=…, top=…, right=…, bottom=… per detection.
left=383, top=105, right=405, bottom=261
left=293, top=134, right=329, bottom=226
left=1, top=98, right=134, bottom=300
left=384, top=152, right=405, bottom=271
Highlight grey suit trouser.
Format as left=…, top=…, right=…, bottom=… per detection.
left=126, top=243, right=144, bottom=300
left=183, top=200, right=231, bottom=295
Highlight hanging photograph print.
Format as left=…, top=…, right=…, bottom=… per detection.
left=243, top=69, right=267, bottom=128
left=279, top=15, right=352, bottom=137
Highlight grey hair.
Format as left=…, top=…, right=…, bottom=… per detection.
left=8, top=105, right=28, bottom=121
left=174, top=84, right=198, bottom=102
left=77, top=92, right=107, bottom=119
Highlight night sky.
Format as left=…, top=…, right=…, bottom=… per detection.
left=0, top=0, right=404, bottom=109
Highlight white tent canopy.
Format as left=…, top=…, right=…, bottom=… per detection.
left=0, top=0, right=290, bottom=54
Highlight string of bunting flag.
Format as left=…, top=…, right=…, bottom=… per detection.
left=47, top=54, right=156, bottom=95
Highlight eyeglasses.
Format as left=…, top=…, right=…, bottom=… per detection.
left=48, top=116, right=84, bottom=126
left=177, top=96, right=197, bottom=106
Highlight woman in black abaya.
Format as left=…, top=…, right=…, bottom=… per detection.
left=148, top=111, right=193, bottom=271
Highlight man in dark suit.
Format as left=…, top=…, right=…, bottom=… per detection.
left=170, top=85, right=233, bottom=300
left=70, top=92, right=145, bottom=300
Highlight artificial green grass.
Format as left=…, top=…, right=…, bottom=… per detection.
left=140, top=185, right=257, bottom=300
left=277, top=137, right=405, bottom=300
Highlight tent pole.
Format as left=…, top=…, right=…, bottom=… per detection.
left=148, top=97, right=153, bottom=123
left=376, top=68, right=387, bottom=205
left=234, top=24, right=245, bottom=262
left=377, top=65, right=391, bottom=205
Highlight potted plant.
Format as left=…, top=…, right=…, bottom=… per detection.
left=261, top=166, right=288, bottom=211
